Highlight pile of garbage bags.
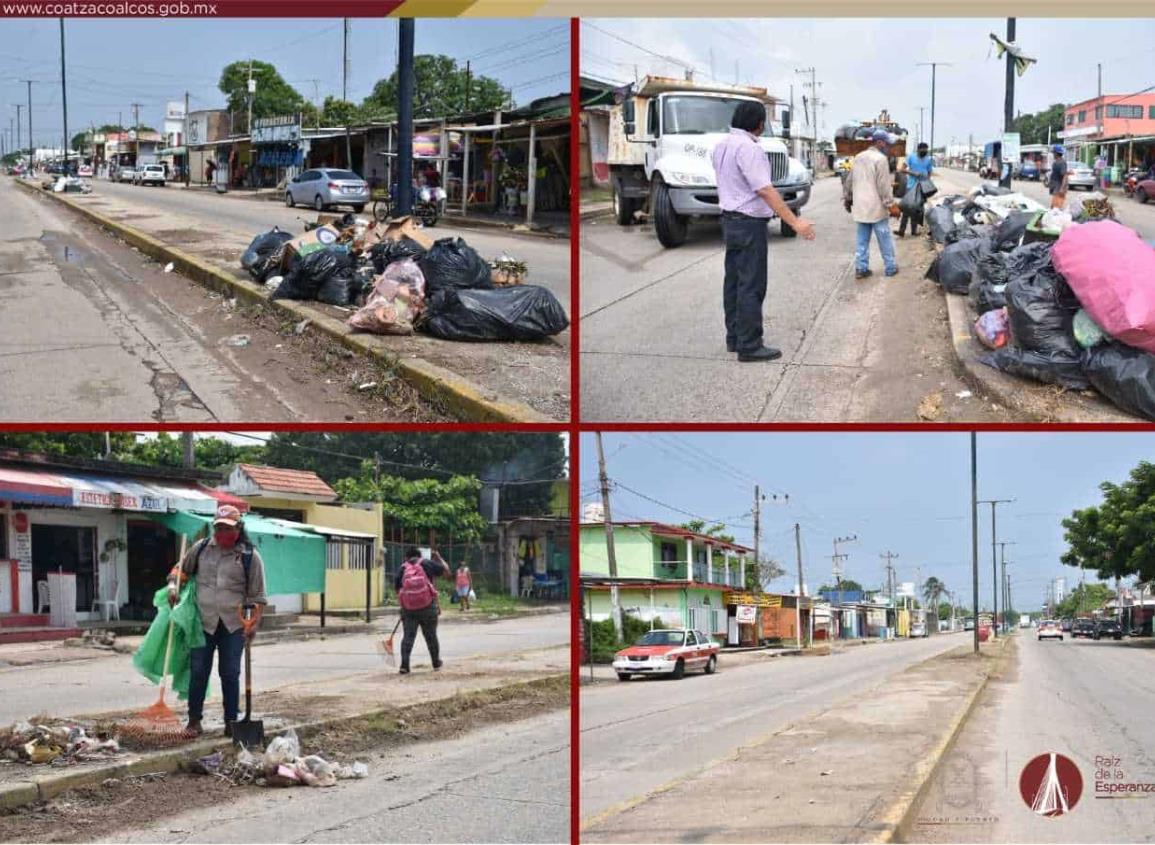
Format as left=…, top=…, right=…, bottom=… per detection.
left=188, top=728, right=368, bottom=789
left=1, top=721, right=121, bottom=766
left=963, top=218, right=1155, bottom=417
left=238, top=217, right=568, bottom=343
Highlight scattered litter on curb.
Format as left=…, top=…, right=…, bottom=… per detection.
left=163, top=262, right=175, bottom=273
left=224, top=334, right=251, bottom=347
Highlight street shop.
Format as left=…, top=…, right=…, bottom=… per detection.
left=723, top=590, right=814, bottom=647
left=925, top=182, right=1155, bottom=420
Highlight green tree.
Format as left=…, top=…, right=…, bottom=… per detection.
left=1061, top=460, right=1155, bottom=584
left=1012, top=103, right=1066, bottom=145
left=819, top=578, right=864, bottom=594
left=335, top=471, right=488, bottom=543
left=321, top=96, right=359, bottom=126
left=364, top=55, right=509, bottom=119
left=113, top=433, right=264, bottom=471
left=1056, top=582, right=1115, bottom=618
left=937, top=600, right=953, bottom=621
left=0, top=433, right=137, bottom=459
left=922, top=576, right=946, bottom=615
left=218, top=60, right=307, bottom=129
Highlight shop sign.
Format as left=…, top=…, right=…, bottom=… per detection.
left=12, top=514, right=31, bottom=572
left=166, top=101, right=186, bottom=121
left=253, top=115, right=301, bottom=144
left=1002, top=132, right=1021, bottom=165
left=72, top=489, right=166, bottom=512
left=257, top=147, right=304, bottom=168
left=735, top=605, right=757, bottom=624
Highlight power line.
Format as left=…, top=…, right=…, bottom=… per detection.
left=582, top=21, right=697, bottom=74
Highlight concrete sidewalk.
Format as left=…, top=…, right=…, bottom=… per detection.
left=582, top=635, right=1013, bottom=843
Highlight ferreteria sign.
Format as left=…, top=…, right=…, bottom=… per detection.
left=72, top=489, right=167, bottom=512
left=253, top=115, right=301, bottom=144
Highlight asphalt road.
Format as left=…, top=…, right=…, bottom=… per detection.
left=580, top=633, right=968, bottom=825
left=0, top=613, right=569, bottom=724
left=580, top=176, right=1006, bottom=423
left=909, top=634, right=1155, bottom=843
left=0, top=177, right=443, bottom=422
left=100, top=709, right=570, bottom=844
left=934, top=167, right=1155, bottom=241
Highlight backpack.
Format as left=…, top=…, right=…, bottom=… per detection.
left=398, top=560, right=438, bottom=611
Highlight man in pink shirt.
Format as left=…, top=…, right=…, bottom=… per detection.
left=712, top=101, right=816, bottom=362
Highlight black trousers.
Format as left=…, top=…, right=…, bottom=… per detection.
left=721, top=213, right=769, bottom=353
left=400, top=604, right=441, bottom=669
left=898, top=206, right=924, bottom=236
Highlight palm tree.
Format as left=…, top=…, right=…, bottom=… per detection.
left=923, top=577, right=946, bottom=632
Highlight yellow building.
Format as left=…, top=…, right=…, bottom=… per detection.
left=222, top=464, right=382, bottom=615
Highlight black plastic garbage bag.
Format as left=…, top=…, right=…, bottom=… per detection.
left=418, top=237, right=493, bottom=293
left=1003, top=245, right=1080, bottom=357
left=961, top=202, right=989, bottom=226
left=970, top=249, right=1009, bottom=312
left=927, top=205, right=956, bottom=244
left=980, top=346, right=1089, bottom=390
left=273, top=247, right=354, bottom=302
left=316, top=264, right=362, bottom=307
left=944, top=223, right=983, bottom=245
left=992, top=210, right=1033, bottom=252
left=421, top=285, right=569, bottom=342
left=241, top=228, right=293, bottom=282
left=927, top=237, right=989, bottom=294
left=1084, top=343, right=1155, bottom=421
left=980, top=183, right=1012, bottom=196
left=899, top=183, right=924, bottom=216
left=369, top=237, right=427, bottom=273
left=918, top=177, right=938, bottom=199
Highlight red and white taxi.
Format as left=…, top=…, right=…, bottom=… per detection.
left=613, top=628, right=719, bottom=681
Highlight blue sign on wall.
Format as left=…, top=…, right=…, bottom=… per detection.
left=258, top=147, right=303, bottom=168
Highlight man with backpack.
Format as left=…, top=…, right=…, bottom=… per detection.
left=167, top=505, right=267, bottom=737
left=395, top=547, right=450, bottom=675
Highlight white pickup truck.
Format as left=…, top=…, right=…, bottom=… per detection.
left=607, top=76, right=812, bottom=247
left=134, top=164, right=166, bottom=187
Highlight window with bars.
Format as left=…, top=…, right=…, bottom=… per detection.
left=325, top=542, right=343, bottom=571
left=347, top=542, right=371, bottom=571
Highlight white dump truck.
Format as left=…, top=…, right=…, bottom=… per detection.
left=607, top=76, right=812, bottom=247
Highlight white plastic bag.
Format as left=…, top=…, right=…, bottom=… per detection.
left=263, top=729, right=300, bottom=772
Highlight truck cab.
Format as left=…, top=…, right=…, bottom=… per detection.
left=608, top=76, right=811, bottom=248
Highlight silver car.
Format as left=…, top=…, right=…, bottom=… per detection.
left=1067, top=162, right=1096, bottom=191
left=116, top=166, right=137, bottom=183
left=285, top=168, right=369, bottom=212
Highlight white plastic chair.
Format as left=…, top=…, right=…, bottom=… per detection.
left=36, top=580, right=49, bottom=614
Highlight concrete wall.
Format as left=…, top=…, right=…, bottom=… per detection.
left=580, top=525, right=657, bottom=579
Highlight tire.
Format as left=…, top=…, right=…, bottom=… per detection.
left=285, top=192, right=295, bottom=207
left=616, top=673, right=630, bottom=682
left=313, top=194, right=326, bottom=211
left=652, top=180, right=688, bottom=248
left=671, top=659, right=685, bottom=680
left=704, top=655, right=717, bottom=675
left=1139, top=188, right=1149, bottom=204
left=781, top=218, right=797, bottom=238
left=417, top=204, right=438, bottom=227
left=613, top=184, right=637, bottom=226
left=351, top=204, right=365, bottom=214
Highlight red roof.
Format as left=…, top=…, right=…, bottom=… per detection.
left=199, top=485, right=251, bottom=513
left=237, top=464, right=336, bottom=499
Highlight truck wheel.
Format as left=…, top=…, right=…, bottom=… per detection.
left=1139, top=187, right=1149, bottom=204
left=652, top=181, right=688, bottom=247
left=613, top=185, right=637, bottom=226
left=781, top=219, right=797, bottom=238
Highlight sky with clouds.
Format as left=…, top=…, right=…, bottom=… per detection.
left=0, top=17, right=568, bottom=147
left=582, top=18, right=1155, bottom=147
left=579, top=432, right=1155, bottom=611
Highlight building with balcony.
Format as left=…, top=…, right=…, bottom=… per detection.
left=1060, top=93, right=1155, bottom=170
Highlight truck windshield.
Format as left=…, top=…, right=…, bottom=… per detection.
left=662, top=96, right=772, bottom=137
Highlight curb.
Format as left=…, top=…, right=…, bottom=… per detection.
left=580, top=205, right=613, bottom=222
left=14, top=179, right=553, bottom=423
left=0, top=673, right=566, bottom=811
left=870, top=635, right=1015, bottom=844
left=943, top=292, right=1135, bottom=423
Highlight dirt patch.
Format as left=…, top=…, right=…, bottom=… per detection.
left=150, top=229, right=214, bottom=244
left=0, top=676, right=566, bottom=844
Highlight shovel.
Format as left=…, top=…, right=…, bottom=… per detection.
left=228, top=604, right=265, bottom=750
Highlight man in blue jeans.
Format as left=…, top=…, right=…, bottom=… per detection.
left=167, top=505, right=267, bottom=737
left=843, top=129, right=899, bottom=279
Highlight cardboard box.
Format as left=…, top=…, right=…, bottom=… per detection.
left=381, top=215, right=434, bottom=251
left=280, top=224, right=343, bottom=268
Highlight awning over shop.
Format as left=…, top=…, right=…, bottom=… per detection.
left=147, top=512, right=326, bottom=594
left=158, top=146, right=187, bottom=156
left=199, top=487, right=251, bottom=512
left=0, top=467, right=73, bottom=507
left=0, top=466, right=222, bottom=514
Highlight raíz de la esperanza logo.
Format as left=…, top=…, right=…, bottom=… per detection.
left=1020, top=753, right=1084, bottom=817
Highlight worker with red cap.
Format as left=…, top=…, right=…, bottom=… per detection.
left=167, top=504, right=267, bottom=737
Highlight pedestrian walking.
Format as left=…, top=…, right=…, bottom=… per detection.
left=843, top=129, right=899, bottom=278
left=167, top=505, right=267, bottom=737
left=1048, top=145, right=1069, bottom=209
left=395, top=547, right=450, bottom=674
left=204, top=159, right=216, bottom=186
left=896, top=142, right=934, bottom=238
left=711, top=100, right=816, bottom=362
left=455, top=564, right=473, bottom=611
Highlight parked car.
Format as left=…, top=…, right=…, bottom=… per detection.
left=284, top=168, right=369, bottom=212
left=116, top=166, right=137, bottom=183
left=77, top=164, right=93, bottom=178
left=1071, top=618, right=1096, bottom=639
left=911, top=622, right=927, bottom=638
left=1134, top=177, right=1155, bottom=204
left=613, top=628, right=718, bottom=681
left=1038, top=620, right=1063, bottom=641
left=1067, top=162, right=1096, bottom=190
left=1060, top=617, right=1074, bottom=632
left=134, top=164, right=166, bottom=187
left=1094, top=619, right=1124, bottom=641
left=1016, top=160, right=1041, bottom=181
left=963, top=618, right=975, bottom=631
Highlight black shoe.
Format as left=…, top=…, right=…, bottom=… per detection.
left=432, top=660, right=443, bottom=671
left=223, top=723, right=233, bottom=739
left=399, top=667, right=410, bottom=675
left=184, top=720, right=204, bottom=737
left=737, top=346, right=782, bottom=362
left=895, top=230, right=906, bottom=237
left=855, top=269, right=873, bottom=279
left=726, top=342, right=736, bottom=353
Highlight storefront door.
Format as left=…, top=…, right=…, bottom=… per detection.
left=31, top=524, right=96, bottom=612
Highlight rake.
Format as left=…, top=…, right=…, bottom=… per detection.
left=378, top=618, right=403, bottom=666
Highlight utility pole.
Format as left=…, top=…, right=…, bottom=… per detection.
left=595, top=433, right=622, bottom=641
left=795, top=523, right=805, bottom=648
left=998, top=541, right=1016, bottom=632
left=184, top=91, right=190, bottom=186
left=181, top=432, right=195, bottom=469
left=795, top=67, right=819, bottom=166
left=396, top=18, right=415, bottom=216
left=918, top=106, right=925, bottom=146
left=979, top=497, right=1013, bottom=638
left=59, top=18, right=68, bottom=171
left=789, top=83, right=795, bottom=159
left=916, top=62, right=952, bottom=153
left=881, top=552, right=898, bottom=603
left=26, top=81, right=32, bottom=169
left=830, top=534, right=857, bottom=607
left=752, top=485, right=762, bottom=591
left=971, top=433, right=980, bottom=655
left=13, top=108, right=20, bottom=158
left=464, top=60, right=472, bottom=113
left=1097, top=62, right=1103, bottom=165
left=1000, top=18, right=1016, bottom=189
left=343, top=19, right=352, bottom=169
